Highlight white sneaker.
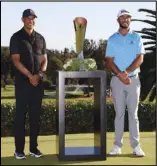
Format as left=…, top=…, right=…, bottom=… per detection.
left=133, top=145, right=145, bottom=157
left=109, top=145, right=121, bottom=155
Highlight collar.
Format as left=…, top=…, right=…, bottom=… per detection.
left=21, top=27, right=36, bottom=38
left=116, top=28, right=133, bottom=35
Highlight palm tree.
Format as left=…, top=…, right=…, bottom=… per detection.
left=132, top=9, right=156, bottom=102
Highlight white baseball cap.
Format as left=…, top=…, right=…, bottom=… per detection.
left=117, top=9, right=132, bottom=19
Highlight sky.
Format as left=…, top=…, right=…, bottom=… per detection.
left=1, top=2, right=156, bottom=51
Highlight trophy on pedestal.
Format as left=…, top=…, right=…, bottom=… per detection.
left=55, top=17, right=106, bottom=161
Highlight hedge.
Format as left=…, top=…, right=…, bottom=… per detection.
left=1, top=101, right=156, bottom=137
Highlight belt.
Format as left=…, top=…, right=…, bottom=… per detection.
left=112, top=74, right=138, bottom=78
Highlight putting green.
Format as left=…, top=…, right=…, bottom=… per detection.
left=1, top=132, right=156, bottom=165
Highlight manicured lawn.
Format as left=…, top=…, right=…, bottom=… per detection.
left=1, top=132, right=156, bottom=165
left=1, top=86, right=156, bottom=165
left=1, top=85, right=112, bottom=104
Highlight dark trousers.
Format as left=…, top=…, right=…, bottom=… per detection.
left=14, top=80, right=44, bottom=153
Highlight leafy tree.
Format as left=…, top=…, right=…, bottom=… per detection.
left=1, top=47, right=11, bottom=89
left=132, top=9, right=156, bottom=101
left=83, top=39, right=97, bottom=58
left=46, top=50, right=63, bottom=85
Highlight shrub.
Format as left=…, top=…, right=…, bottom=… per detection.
left=1, top=101, right=156, bottom=137
left=43, top=80, right=52, bottom=90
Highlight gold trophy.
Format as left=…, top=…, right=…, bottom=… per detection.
left=73, top=17, right=87, bottom=70
left=64, top=17, right=97, bottom=71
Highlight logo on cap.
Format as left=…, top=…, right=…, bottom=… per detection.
left=117, top=9, right=131, bottom=19
left=120, top=9, right=130, bottom=14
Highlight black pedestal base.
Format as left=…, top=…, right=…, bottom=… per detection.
left=55, top=71, right=107, bottom=161
left=57, top=147, right=105, bottom=161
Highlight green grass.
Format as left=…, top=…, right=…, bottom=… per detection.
left=1, top=132, right=156, bottom=165
left=1, top=85, right=112, bottom=104
left=1, top=86, right=156, bottom=165
left=2, top=85, right=156, bottom=105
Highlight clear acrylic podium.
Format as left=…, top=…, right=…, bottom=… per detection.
left=55, top=71, right=107, bottom=161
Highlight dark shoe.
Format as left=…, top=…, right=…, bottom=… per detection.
left=30, top=149, right=43, bottom=158
left=14, top=151, right=26, bottom=159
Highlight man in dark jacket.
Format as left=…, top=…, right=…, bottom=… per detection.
left=9, top=9, right=47, bottom=159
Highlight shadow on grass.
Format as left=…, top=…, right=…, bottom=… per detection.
left=1, top=153, right=144, bottom=165
left=1, top=88, right=14, bottom=91
left=65, top=93, right=84, bottom=98
left=1, top=94, right=83, bottom=100
left=1, top=154, right=94, bottom=165
left=107, top=154, right=144, bottom=158
left=43, top=93, right=84, bottom=99
left=1, top=96, right=15, bottom=99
